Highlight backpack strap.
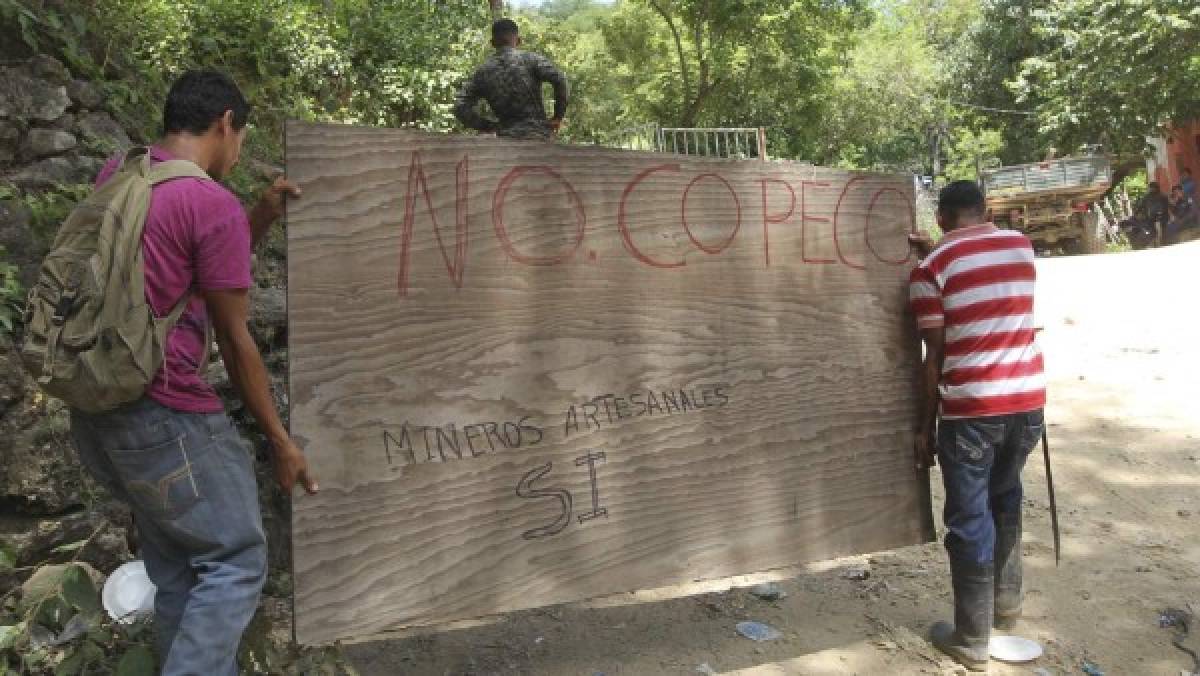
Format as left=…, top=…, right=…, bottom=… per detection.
left=38, top=322, right=63, bottom=385
left=161, top=291, right=193, bottom=336
left=145, top=159, right=211, bottom=185
left=198, top=318, right=215, bottom=374
left=120, top=147, right=150, bottom=173
left=153, top=290, right=200, bottom=393
left=165, top=291, right=216, bottom=376
left=144, top=157, right=214, bottom=378
left=37, top=264, right=87, bottom=384
left=158, top=290, right=217, bottom=378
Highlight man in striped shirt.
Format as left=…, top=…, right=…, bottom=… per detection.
left=909, top=180, right=1046, bottom=671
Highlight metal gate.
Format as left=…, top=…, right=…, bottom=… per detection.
left=610, top=125, right=768, bottom=160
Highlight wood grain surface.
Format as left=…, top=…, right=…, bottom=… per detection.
left=285, top=121, right=933, bottom=645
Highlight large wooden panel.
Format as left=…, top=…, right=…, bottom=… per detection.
left=286, top=121, right=933, bottom=645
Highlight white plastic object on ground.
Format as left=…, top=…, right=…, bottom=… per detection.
left=102, top=560, right=156, bottom=624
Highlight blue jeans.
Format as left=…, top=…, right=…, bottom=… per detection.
left=937, top=410, right=1044, bottom=564
left=70, top=398, right=266, bottom=676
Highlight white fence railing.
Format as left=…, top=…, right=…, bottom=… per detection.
left=609, top=125, right=768, bottom=160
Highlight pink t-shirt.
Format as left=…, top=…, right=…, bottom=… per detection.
left=96, top=146, right=252, bottom=413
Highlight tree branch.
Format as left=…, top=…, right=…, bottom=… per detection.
left=647, top=0, right=693, bottom=122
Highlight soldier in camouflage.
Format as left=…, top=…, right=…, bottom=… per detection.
left=454, top=19, right=569, bottom=141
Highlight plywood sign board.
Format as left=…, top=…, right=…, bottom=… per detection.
left=286, top=121, right=934, bottom=645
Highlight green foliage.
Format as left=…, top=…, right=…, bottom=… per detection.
left=0, top=0, right=487, bottom=174
left=944, top=127, right=1005, bottom=180
left=0, top=554, right=356, bottom=675
left=1120, top=170, right=1149, bottom=204
left=518, top=3, right=632, bottom=144
left=605, top=0, right=864, bottom=152
left=0, top=623, right=20, bottom=651
left=113, top=644, right=153, bottom=676
left=323, top=0, right=489, bottom=130
left=58, top=567, right=98, bottom=617
left=10, top=185, right=93, bottom=281
left=1015, top=0, right=1200, bottom=154
left=517, top=0, right=867, bottom=158
left=0, top=541, right=15, bottom=572
left=0, top=558, right=356, bottom=675
left=0, top=0, right=1194, bottom=185
left=0, top=562, right=146, bottom=675
left=1105, top=238, right=1132, bottom=253
left=953, top=0, right=1052, bottom=164
left=22, top=186, right=91, bottom=236
left=812, top=0, right=952, bottom=171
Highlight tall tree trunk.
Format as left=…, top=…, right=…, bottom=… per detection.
left=489, top=0, right=503, bottom=19
left=648, top=0, right=693, bottom=126
left=929, top=124, right=944, bottom=178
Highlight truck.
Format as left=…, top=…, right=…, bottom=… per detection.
left=980, top=155, right=1111, bottom=254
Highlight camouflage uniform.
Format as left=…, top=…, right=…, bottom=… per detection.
left=454, top=46, right=569, bottom=140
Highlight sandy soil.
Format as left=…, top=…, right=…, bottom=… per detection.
left=344, top=242, right=1200, bottom=675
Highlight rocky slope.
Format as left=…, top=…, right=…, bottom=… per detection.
left=0, top=54, right=293, bottom=578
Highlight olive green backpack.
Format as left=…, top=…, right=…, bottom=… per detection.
left=19, top=147, right=211, bottom=413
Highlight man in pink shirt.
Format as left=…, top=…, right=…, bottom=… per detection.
left=69, top=70, right=316, bottom=675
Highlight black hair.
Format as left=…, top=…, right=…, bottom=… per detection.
left=492, top=18, right=519, bottom=43
left=163, top=70, right=250, bottom=136
left=937, top=180, right=986, bottom=223
left=1185, top=168, right=1194, bottom=175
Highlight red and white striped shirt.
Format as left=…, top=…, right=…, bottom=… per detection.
left=908, top=224, right=1045, bottom=419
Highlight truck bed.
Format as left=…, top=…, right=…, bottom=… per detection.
left=982, top=156, right=1111, bottom=203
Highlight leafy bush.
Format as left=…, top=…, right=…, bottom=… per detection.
left=0, top=556, right=356, bottom=675
left=0, top=0, right=488, bottom=147
left=0, top=560, right=157, bottom=675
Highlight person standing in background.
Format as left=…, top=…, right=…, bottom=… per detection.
left=454, top=18, right=570, bottom=140
left=909, top=181, right=1046, bottom=672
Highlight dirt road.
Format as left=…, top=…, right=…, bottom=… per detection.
left=345, top=242, right=1200, bottom=675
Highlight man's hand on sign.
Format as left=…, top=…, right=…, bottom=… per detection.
left=253, top=176, right=302, bottom=226
left=248, top=176, right=302, bottom=247
left=914, top=429, right=937, bottom=471
left=908, top=231, right=935, bottom=259
left=273, top=437, right=319, bottom=496
left=264, top=176, right=302, bottom=219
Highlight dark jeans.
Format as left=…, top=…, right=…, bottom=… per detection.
left=70, top=398, right=266, bottom=676
left=937, top=409, right=1044, bottom=564
left=1166, top=218, right=1197, bottom=242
